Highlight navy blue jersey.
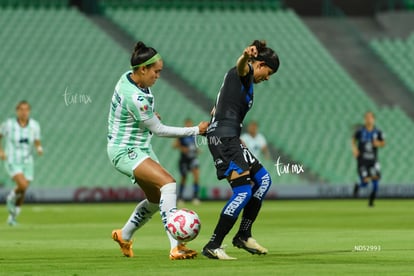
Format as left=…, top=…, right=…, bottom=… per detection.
left=207, top=64, right=254, bottom=137
left=354, top=126, right=384, bottom=163
left=179, top=136, right=197, bottom=160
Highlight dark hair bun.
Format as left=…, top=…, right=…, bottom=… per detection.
left=130, top=41, right=158, bottom=69
left=134, top=41, right=147, bottom=53
left=251, top=40, right=267, bottom=51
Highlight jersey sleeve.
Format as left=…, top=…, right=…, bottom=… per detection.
left=258, top=134, right=267, bottom=148
left=376, top=130, right=385, bottom=141
left=128, top=93, right=154, bottom=122
left=353, top=129, right=361, bottom=140
left=33, top=120, right=41, bottom=140
left=0, top=119, right=11, bottom=137
left=142, top=116, right=199, bottom=137
left=240, top=133, right=248, bottom=143
left=240, top=64, right=253, bottom=88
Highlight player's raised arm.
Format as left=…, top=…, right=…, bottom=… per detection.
left=34, top=140, right=43, bottom=156
left=142, top=116, right=208, bottom=137
left=373, top=132, right=385, bottom=148
left=237, top=45, right=257, bottom=77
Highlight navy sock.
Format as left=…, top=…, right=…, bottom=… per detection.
left=178, top=183, right=185, bottom=200
left=193, top=183, right=199, bottom=199
left=205, top=184, right=252, bottom=248
left=237, top=167, right=272, bottom=239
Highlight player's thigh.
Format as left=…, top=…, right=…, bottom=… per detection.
left=370, top=162, right=381, bottom=180
left=358, top=165, right=370, bottom=183
left=6, top=163, right=30, bottom=189
left=13, top=173, right=30, bottom=189
left=134, top=158, right=175, bottom=202
left=208, top=136, right=252, bottom=181
left=179, top=159, right=189, bottom=178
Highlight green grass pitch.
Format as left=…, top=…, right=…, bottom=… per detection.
left=1, top=200, right=413, bottom=275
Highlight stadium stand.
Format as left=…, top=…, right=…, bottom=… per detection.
left=105, top=6, right=414, bottom=184
left=0, top=6, right=129, bottom=188
left=1, top=3, right=412, bottom=194
left=0, top=6, right=210, bottom=188
left=0, top=5, right=304, bottom=192
left=371, top=34, right=414, bottom=93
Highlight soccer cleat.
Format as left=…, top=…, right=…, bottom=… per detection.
left=202, top=246, right=237, bottom=260
left=353, top=183, right=359, bottom=198
left=7, top=215, right=17, bottom=226
left=112, top=229, right=134, bottom=257
left=232, top=236, right=268, bottom=255
left=369, top=191, right=376, bottom=207
left=169, top=243, right=198, bottom=260
left=192, top=198, right=201, bottom=206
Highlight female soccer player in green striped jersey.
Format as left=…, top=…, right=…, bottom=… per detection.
left=107, top=41, right=209, bottom=260
left=0, top=101, right=43, bottom=226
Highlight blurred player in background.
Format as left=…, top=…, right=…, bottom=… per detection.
left=240, top=121, right=270, bottom=160
left=173, top=118, right=200, bottom=205
left=107, top=41, right=208, bottom=260
left=0, top=101, right=43, bottom=226
left=203, top=40, right=279, bottom=260
left=352, top=111, right=385, bottom=207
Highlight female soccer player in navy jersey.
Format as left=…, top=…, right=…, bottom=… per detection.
left=202, top=40, right=279, bottom=259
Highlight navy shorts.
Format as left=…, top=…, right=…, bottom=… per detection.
left=208, top=136, right=257, bottom=180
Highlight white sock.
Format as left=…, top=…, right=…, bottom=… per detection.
left=15, top=207, right=21, bottom=218
left=159, top=183, right=179, bottom=249
left=121, top=199, right=158, bottom=241
left=7, top=190, right=16, bottom=202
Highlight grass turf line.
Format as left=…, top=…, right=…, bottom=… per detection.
left=1, top=200, right=413, bottom=275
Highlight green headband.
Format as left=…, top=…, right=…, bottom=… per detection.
left=131, top=53, right=162, bottom=69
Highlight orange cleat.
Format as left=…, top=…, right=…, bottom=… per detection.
left=169, top=243, right=198, bottom=260
left=112, top=229, right=134, bottom=257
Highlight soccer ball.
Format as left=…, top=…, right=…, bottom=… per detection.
left=167, top=208, right=201, bottom=242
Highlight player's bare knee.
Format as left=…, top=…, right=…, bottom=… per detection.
left=16, top=179, right=29, bottom=191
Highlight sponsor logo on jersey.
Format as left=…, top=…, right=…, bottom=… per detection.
left=140, top=105, right=149, bottom=112
left=127, top=148, right=138, bottom=160
left=19, top=138, right=29, bottom=144
left=214, top=158, right=223, bottom=166
left=137, top=95, right=144, bottom=102
left=248, top=99, right=253, bottom=109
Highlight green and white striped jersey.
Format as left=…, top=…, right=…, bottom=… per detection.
left=107, top=71, right=156, bottom=149
left=0, top=118, right=41, bottom=164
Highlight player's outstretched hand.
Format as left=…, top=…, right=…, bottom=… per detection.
left=198, top=121, right=209, bottom=135
left=155, top=112, right=161, bottom=120
left=352, top=148, right=359, bottom=158
left=243, top=45, right=258, bottom=59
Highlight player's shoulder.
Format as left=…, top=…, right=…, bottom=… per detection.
left=354, top=126, right=363, bottom=135
left=29, top=118, right=41, bottom=128
left=374, top=126, right=385, bottom=136
left=257, top=133, right=267, bottom=143
left=240, top=133, right=249, bottom=140
left=2, top=118, right=15, bottom=127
